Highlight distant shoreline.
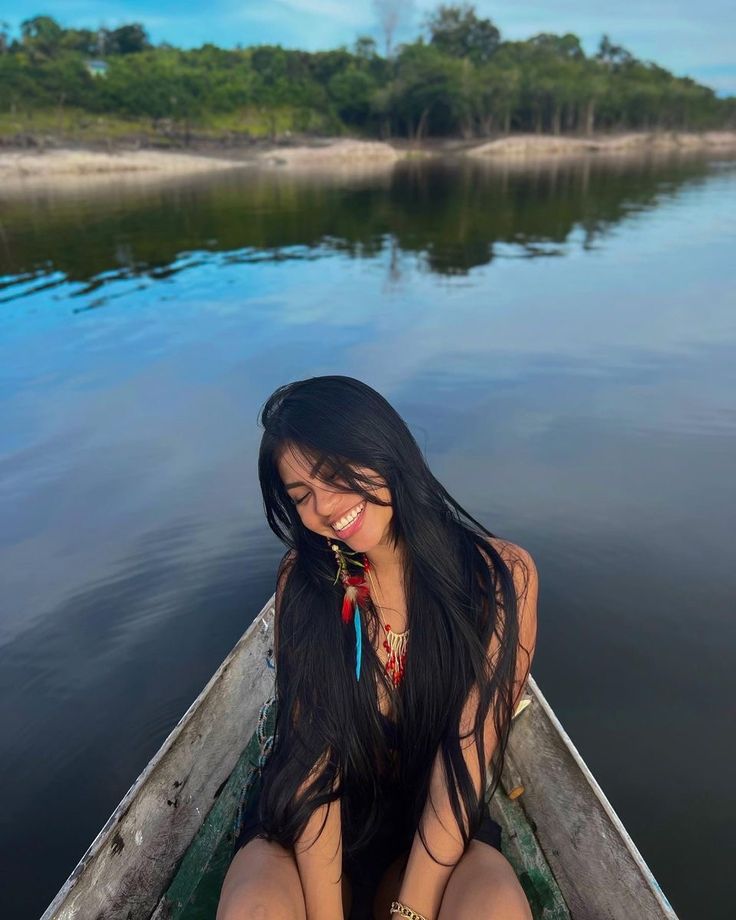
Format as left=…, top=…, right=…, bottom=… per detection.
left=463, top=130, right=736, bottom=158
left=2, top=131, right=736, bottom=190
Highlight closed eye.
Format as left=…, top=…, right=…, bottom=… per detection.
left=292, top=471, right=348, bottom=505
left=291, top=471, right=344, bottom=507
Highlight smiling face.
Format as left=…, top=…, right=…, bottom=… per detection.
left=276, top=444, right=394, bottom=551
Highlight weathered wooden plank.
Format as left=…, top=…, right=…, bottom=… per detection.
left=505, top=676, right=678, bottom=920
left=153, top=698, right=278, bottom=919
left=150, top=728, right=262, bottom=919
left=489, top=787, right=571, bottom=920
left=40, top=599, right=277, bottom=920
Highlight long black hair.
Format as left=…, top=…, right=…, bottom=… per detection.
left=254, top=375, right=530, bottom=869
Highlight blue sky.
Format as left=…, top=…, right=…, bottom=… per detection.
left=7, top=0, right=735, bottom=96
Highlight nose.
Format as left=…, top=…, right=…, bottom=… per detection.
left=312, top=483, right=342, bottom=520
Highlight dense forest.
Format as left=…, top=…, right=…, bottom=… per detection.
left=1, top=4, right=733, bottom=141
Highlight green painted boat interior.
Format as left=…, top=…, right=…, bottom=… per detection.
left=157, top=698, right=570, bottom=919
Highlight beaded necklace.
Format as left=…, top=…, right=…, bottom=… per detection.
left=364, top=557, right=409, bottom=688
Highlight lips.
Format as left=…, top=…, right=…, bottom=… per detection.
left=330, top=501, right=366, bottom=538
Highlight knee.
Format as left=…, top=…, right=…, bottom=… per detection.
left=438, top=845, right=532, bottom=920
left=472, top=885, right=532, bottom=920
left=217, top=881, right=304, bottom=920
left=217, top=839, right=305, bottom=920
left=442, top=886, right=531, bottom=920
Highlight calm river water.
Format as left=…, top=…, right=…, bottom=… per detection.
left=1, top=152, right=734, bottom=919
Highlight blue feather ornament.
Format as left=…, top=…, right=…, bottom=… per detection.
left=353, top=601, right=362, bottom=680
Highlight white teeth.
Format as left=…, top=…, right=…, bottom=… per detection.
left=332, top=502, right=365, bottom=531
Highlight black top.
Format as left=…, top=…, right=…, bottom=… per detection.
left=379, top=708, right=399, bottom=745
left=234, top=700, right=502, bottom=905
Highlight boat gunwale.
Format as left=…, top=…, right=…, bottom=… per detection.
left=506, top=675, right=678, bottom=919
left=528, top=675, right=677, bottom=916
left=40, top=598, right=276, bottom=920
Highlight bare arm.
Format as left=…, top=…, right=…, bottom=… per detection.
left=274, top=551, right=346, bottom=920
left=294, top=754, right=345, bottom=920
left=396, top=543, right=539, bottom=919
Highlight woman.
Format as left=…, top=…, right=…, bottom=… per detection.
left=217, top=375, right=537, bottom=920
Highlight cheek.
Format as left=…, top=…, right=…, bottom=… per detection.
left=378, top=488, right=393, bottom=510
left=297, top=504, right=324, bottom=530
left=370, top=493, right=392, bottom=522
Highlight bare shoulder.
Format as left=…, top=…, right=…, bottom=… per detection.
left=479, top=536, right=539, bottom=657
left=481, top=536, right=538, bottom=598
left=481, top=537, right=538, bottom=679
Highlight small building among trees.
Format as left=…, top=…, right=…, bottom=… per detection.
left=84, top=59, right=109, bottom=78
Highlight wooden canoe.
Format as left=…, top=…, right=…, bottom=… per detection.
left=41, top=596, right=679, bottom=920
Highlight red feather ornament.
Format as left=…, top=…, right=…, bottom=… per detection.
left=341, top=575, right=371, bottom=624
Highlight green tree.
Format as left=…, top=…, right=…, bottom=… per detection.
left=476, top=53, right=521, bottom=133
left=106, top=24, right=150, bottom=54
left=329, top=66, right=378, bottom=126
left=595, top=34, right=635, bottom=70
left=426, top=3, right=500, bottom=64
left=528, top=32, right=584, bottom=61
left=0, top=21, right=11, bottom=55
left=390, top=41, right=468, bottom=137
left=579, top=59, right=608, bottom=134
left=60, top=28, right=98, bottom=56
left=354, top=36, right=378, bottom=61
left=20, top=16, right=63, bottom=61
left=532, top=36, right=585, bottom=133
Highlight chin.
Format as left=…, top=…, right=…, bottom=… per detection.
left=339, top=526, right=378, bottom=550
left=352, top=524, right=392, bottom=551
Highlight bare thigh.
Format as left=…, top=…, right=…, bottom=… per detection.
left=438, top=840, right=531, bottom=920
left=217, top=838, right=353, bottom=920
left=372, top=843, right=530, bottom=920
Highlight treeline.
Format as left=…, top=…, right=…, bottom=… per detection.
left=1, top=5, right=733, bottom=139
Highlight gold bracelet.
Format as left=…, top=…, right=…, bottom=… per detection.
left=390, top=900, right=429, bottom=920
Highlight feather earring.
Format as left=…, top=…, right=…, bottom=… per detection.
left=327, top=537, right=370, bottom=680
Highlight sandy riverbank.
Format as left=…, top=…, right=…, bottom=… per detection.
left=256, top=138, right=401, bottom=168
left=465, top=130, right=736, bottom=159
left=0, top=148, right=249, bottom=191
left=2, top=132, right=735, bottom=191
left=0, top=141, right=404, bottom=190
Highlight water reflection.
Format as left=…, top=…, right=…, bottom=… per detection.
left=1, top=152, right=728, bottom=307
